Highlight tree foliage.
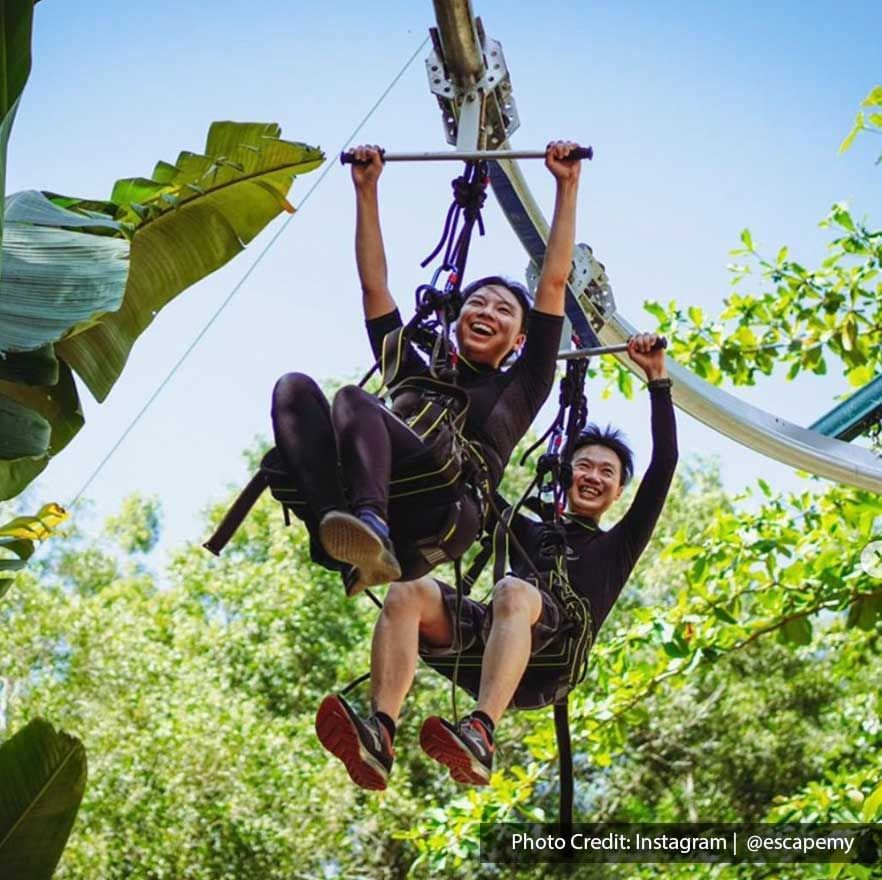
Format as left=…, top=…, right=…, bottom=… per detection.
left=593, top=85, right=882, bottom=410
left=3, top=428, right=879, bottom=880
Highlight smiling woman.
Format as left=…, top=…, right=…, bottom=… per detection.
left=456, top=276, right=530, bottom=366
left=260, top=141, right=586, bottom=604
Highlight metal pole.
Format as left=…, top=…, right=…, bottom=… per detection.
left=431, top=0, right=483, bottom=89
left=559, top=337, right=667, bottom=360
left=340, top=146, right=593, bottom=165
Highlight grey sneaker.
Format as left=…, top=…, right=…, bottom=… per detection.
left=315, top=694, right=394, bottom=791
left=419, top=714, right=494, bottom=786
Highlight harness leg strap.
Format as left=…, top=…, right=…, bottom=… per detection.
left=203, top=471, right=269, bottom=556
left=554, top=697, right=575, bottom=835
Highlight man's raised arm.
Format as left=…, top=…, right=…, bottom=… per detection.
left=616, top=334, right=679, bottom=554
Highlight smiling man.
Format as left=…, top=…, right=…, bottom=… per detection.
left=416, top=331, right=678, bottom=784
left=315, top=333, right=677, bottom=791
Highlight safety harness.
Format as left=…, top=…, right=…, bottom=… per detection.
left=420, top=350, right=596, bottom=832
left=204, top=161, right=494, bottom=579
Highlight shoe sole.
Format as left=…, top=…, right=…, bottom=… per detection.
left=419, top=716, right=490, bottom=786
left=320, top=513, right=401, bottom=594
left=315, top=695, right=389, bottom=791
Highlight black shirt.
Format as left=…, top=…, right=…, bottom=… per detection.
left=366, top=308, right=563, bottom=488
left=510, top=384, right=678, bottom=633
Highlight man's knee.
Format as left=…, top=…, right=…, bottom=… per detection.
left=491, top=576, right=541, bottom=620
left=382, top=577, right=440, bottom=619
left=271, top=372, right=320, bottom=413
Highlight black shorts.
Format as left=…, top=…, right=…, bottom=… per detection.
left=418, top=579, right=582, bottom=710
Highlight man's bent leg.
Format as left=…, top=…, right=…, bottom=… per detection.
left=371, top=577, right=452, bottom=722
left=420, top=577, right=542, bottom=786
left=475, top=577, right=543, bottom=724
left=316, top=576, right=451, bottom=791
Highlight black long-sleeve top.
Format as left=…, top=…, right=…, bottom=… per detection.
left=366, top=308, right=563, bottom=489
left=510, top=384, right=679, bottom=634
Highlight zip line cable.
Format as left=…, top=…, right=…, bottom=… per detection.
left=66, top=36, right=430, bottom=511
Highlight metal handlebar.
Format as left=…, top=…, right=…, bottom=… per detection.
left=558, top=337, right=668, bottom=360
left=340, top=146, right=594, bottom=165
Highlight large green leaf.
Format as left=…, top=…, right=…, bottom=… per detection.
left=56, top=121, right=324, bottom=401
left=0, top=391, right=49, bottom=458
left=0, top=191, right=130, bottom=354
left=0, top=718, right=87, bottom=880
left=0, top=0, right=35, bottom=254
left=0, top=345, right=59, bottom=386
left=0, top=361, right=83, bottom=500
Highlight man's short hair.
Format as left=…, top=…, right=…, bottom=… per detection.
left=571, top=424, right=635, bottom=486
left=460, top=275, right=532, bottom=332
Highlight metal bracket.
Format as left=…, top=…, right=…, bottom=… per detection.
left=426, top=22, right=519, bottom=148
left=526, top=243, right=616, bottom=335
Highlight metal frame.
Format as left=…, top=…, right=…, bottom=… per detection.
left=810, top=374, right=882, bottom=442
left=429, top=0, right=882, bottom=493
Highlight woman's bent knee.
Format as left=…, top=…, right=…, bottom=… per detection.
left=331, top=383, right=375, bottom=422
left=271, top=372, right=321, bottom=413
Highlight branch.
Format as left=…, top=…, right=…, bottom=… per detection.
left=730, top=586, right=882, bottom=651
left=589, top=586, right=882, bottom=734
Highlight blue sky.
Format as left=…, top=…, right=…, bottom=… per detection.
left=7, top=1, right=881, bottom=560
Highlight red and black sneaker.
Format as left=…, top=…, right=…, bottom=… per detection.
left=419, top=714, right=494, bottom=786
left=315, top=695, right=394, bottom=791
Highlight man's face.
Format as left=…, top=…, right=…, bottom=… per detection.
left=568, top=444, right=624, bottom=520
left=455, top=285, right=526, bottom=367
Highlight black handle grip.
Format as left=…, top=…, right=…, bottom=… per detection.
left=627, top=335, right=668, bottom=350
left=340, top=149, right=386, bottom=166
left=566, top=146, right=594, bottom=161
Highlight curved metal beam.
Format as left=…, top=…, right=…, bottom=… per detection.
left=428, top=0, right=882, bottom=492
left=490, top=157, right=882, bottom=492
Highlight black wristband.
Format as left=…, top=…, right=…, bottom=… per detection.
left=648, top=377, right=673, bottom=391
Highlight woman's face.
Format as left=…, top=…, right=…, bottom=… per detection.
left=455, top=284, right=527, bottom=367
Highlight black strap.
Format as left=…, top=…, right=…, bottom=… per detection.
left=420, top=161, right=488, bottom=286
left=450, top=556, right=465, bottom=723
left=554, top=698, right=574, bottom=834
left=203, top=470, right=269, bottom=556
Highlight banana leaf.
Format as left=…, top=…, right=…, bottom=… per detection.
left=0, top=191, right=130, bottom=354
left=0, top=502, right=67, bottom=596
left=0, top=362, right=83, bottom=499
left=56, top=121, right=324, bottom=401
left=0, top=502, right=67, bottom=541
left=0, top=534, right=33, bottom=597
left=0, top=345, right=59, bottom=386
left=0, top=719, right=87, bottom=880
left=0, top=392, right=48, bottom=459
left=0, top=0, right=35, bottom=256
